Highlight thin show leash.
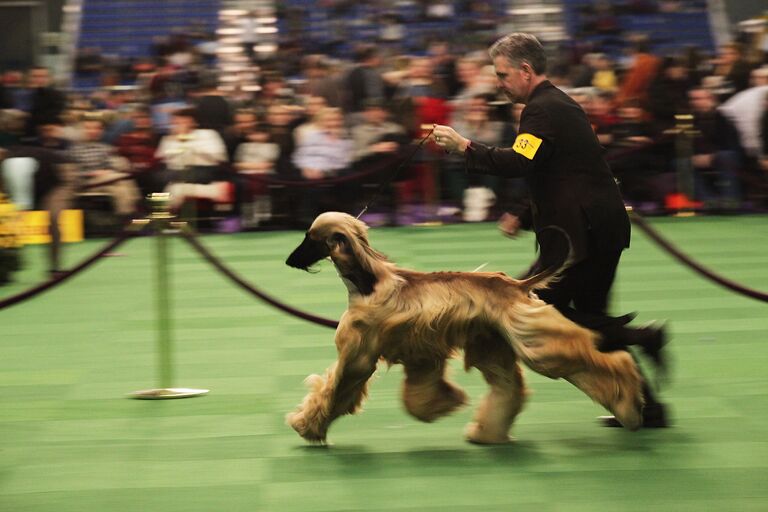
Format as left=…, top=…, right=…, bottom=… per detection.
left=356, top=126, right=435, bottom=219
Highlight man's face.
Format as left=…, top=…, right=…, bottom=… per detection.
left=493, top=56, right=528, bottom=104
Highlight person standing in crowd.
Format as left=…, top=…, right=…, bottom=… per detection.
left=711, top=42, right=754, bottom=100
left=343, top=44, right=386, bottom=121
left=25, top=66, right=66, bottom=139
left=192, top=74, right=234, bottom=141
left=615, top=39, right=660, bottom=109
left=432, top=32, right=669, bottom=428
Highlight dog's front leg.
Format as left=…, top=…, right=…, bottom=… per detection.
left=402, top=359, right=468, bottom=422
left=287, top=328, right=377, bottom=443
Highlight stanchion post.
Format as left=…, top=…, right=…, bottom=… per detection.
left=131, top=193, right=208, bottom=399
left=674, top=113, right=697, bottom=217
left=156, top=217, right=172, bottom=389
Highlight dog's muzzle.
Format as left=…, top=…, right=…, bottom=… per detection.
left=286, top=233, right=329, bottom=271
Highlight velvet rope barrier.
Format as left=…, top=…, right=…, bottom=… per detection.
left=179, top=226, right=338, bottom=329
left=629, top=210, right=768, bottom=303
left=242, top=153, right=405, bottom=188
left=0, top=226, right=144, bottom=310
left=80, top=153, right=404, bottom=190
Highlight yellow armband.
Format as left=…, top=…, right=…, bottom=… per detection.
left=512, top=133, right=543, bottom=160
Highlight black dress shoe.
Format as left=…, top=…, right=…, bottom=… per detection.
left=599, top=404, right=670, bottom=428
left=638, top=323, right=668, bottom=369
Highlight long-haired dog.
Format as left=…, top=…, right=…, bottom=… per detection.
left=285, top=212, right=644, bottom=444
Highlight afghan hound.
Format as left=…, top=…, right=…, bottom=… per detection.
left=285, top=212, right=644, bottom=444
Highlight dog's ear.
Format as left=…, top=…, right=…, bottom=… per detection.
left=327, top=232, right=351, bottom=259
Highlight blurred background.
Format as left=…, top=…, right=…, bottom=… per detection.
left=1, top=0, right=767, bottom=243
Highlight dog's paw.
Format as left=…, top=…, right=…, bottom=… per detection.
left=464, top=422, right=511, bottom=445
left=286, top=410, right=328, bottom=444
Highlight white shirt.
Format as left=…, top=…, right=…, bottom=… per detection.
left=155, top=129, right=227, bottom=170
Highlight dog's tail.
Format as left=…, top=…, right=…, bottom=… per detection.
left=518, top=226, right=573, bottom=292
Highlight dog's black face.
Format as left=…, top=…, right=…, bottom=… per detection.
left=286, top=233, right=330, bottom=271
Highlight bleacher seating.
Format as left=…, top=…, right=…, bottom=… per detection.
left=74, top=0, right=220, bottom=90
left=561, top=0, right=715, bottom=58
left=276, top=0, right=507, bottom=58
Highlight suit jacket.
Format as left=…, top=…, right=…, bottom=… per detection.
left=465, top=80, right=630, bottom=264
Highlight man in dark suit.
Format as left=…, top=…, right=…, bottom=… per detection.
left=433, top=33, right=668, bottom=428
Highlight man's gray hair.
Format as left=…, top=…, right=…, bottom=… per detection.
left=489, top=33, right=547, bottom=74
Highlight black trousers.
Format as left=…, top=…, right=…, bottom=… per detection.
left=534, top=249, right=621, bottom=319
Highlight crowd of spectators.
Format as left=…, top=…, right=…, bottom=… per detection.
left=1, top=16, right=768, bottom=261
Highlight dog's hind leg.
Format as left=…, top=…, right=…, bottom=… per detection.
left=402, top=359, right=468, bottom=423
left=464, top=335, right=527, bottom=444
left=505, top=305, right=643, bottom=431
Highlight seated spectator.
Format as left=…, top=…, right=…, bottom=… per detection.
left=264, top=103, right=298, bottom=178
left=688, top=87, right=743, bottom=210
left=225, top=109, right=258, bottom=160
left=69, top=116, right=139, bottom=217
left=293, top=95, right=328, bottom=146
left=586, top=90, right=619, bottom=146
left=234, top=123, right=280, bottom=228
left=591, top=54, right=618, bottom=92
left=610, top=99, right=654, bottom=147
left=155, top=107, right=229, bottom=210
left=292, top=107, right=353, bottom=180
left=291, top=107, right=353, bottom=223
left=155, top=107, right=227, bottom=176
left=115, top=107, right=161, bottom=198
left=608, top=99, right=664, bottom=207
left=350, top=99, right=406, bottom=164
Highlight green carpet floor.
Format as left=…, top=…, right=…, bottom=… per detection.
left=1, top=216, right=767, bottom=512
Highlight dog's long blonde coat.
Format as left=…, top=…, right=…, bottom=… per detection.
left=286, top=212, right=644, bottom=444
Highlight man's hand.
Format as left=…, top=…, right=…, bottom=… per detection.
left=432, top=124, right=471, bottom=154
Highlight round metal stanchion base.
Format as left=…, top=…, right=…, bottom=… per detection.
left=130, top=388, right=209, bottom=399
